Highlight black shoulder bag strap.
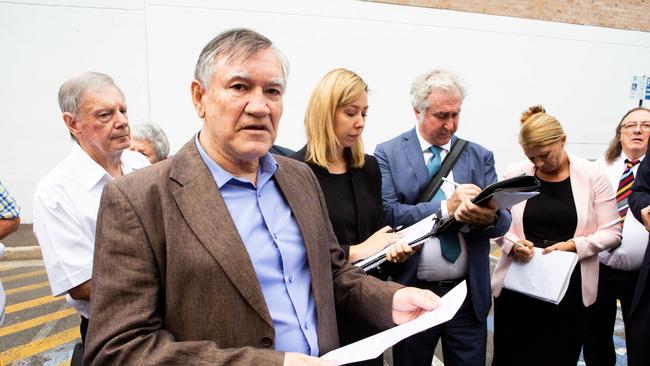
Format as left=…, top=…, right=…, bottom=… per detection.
left=416, top=138, right=468, bottom=203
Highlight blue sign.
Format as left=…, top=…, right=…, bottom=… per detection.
left=646, top=77, right=650, bottom=100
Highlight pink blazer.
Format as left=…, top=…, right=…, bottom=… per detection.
left=491, top=154, right=622, bottom=306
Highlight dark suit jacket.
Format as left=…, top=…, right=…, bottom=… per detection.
left=627, top=148, right=650, bottom=366
left=269, top=144, right=295, bottom=157
left=374, top=129, right=511, bottom=321
left=84, top=139, right=402, bottom=366
left=290, top=147, right=385, bottom=259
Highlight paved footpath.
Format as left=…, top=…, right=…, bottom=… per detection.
left=0, top=260, right=77, bottom=366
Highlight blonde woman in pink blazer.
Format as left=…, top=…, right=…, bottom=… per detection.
left=490, top=106, right=621, bottom=366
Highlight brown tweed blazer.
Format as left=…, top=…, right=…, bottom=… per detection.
left=84, top=139, right=402, bottom=365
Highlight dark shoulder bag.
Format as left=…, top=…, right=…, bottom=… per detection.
left=416, top=138, right=468, bottom=203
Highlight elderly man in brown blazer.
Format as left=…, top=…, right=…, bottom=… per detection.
left=84, top=28, right=439, bottom=366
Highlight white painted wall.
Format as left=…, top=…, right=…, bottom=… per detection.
left=2, top=0, right=649, bottom=222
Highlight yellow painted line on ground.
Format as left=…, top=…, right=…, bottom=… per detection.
left=0, top=307, right=77, bottom=337
left=0, top=269, right=47, bottom=283
left=4, top=281, right=50, bottom=295
left=56, top=360, right=71, bottom=366
left=0, top=326, right=80, bottom=364
left=5, top=295, right=64, bottom=314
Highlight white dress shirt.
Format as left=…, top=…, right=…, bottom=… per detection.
left=33, top=143, right=149, bottom=318
left=414, top=128, right=469, bottom=281
left=597, top=153, right=648, bottom=271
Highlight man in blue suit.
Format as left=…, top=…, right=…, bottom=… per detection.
left=374, top=68, right=511, bottom=366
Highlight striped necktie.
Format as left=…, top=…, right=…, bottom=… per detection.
left=426, top=146, right=461, bottom=262
left=616, top=159, right=640, bottom=226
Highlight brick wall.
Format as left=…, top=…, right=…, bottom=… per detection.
left=367, top=0, right=650, bottom=32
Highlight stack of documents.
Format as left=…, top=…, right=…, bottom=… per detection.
left=503, top=247, right=578, bottom=304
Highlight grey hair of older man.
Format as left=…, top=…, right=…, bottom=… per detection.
left=193, top=28, right=289, bottom=90
left=410, top=68, right=465, bottom=121
left=58, top=71, right=124, bottom=142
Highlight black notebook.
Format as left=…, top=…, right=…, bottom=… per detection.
left=436, top=175, right=540, bottom=235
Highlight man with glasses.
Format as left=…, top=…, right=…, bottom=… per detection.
left=33, top=72, right=149, bottom=355
left=585, top=107, right=650, bottom=366
left=374, top=68, right=511, bottom=366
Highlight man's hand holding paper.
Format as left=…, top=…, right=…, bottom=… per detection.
left=391, top=288, right=441, bottom=324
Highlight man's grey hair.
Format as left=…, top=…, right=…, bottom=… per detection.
left=410, top=68, right=465, bottom=116
left=58, top=71, right=123, bottom=115
left=58, top=71, right=124, bottom=142
left=131, top=122, right=170, bottom=162
left=194, top=28, right=289, bottom=90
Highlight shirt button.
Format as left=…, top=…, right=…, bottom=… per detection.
left=288, top=276, right=293, bottom=284
left=261, top=337, right=273, bottom=347
left=304, top=322, right=309, bottom=330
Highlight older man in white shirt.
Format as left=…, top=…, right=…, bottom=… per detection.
left=33, top=72, right=149, bottom=348
left=584, top=107, right=650, bottom=366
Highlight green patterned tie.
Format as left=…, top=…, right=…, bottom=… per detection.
left=427, top=146, right=461, bottom=262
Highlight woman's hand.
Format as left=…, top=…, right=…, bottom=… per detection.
left=348, top=226, right=401, bottom=262
left=386, top=241, right=415, bottom=263
left=542, top=240, right=576, bottom=254
left=510, top=239, right=534, bottom=262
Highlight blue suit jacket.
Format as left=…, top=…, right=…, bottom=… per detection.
left=374, top=128, right=511, bottom=321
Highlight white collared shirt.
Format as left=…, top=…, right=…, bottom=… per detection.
left=597, top=154, right=648, bottom=271
left=33, top=143, right=149, bottom=318
left=414, top=128, right=468, bottom=281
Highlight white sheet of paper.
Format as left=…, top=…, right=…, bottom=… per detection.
left=503, top=247, right=578, bottom=304
left=321, top=281, right=467, bottom=365
left=490, top=191, right=539, bottom=210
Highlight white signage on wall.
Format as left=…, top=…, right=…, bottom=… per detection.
left=631, top=75, right=645, bottom=99
left=631, top=75, right=649, bottom=100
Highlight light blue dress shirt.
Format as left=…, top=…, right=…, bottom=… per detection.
left=195, top=136, right=319, bottom=356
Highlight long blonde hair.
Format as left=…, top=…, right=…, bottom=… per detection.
left=304, top=68, right=368, bottom=169
left=519, top=105, right=565, bottom=149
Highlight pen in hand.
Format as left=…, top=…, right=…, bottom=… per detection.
left=501, top=236, right=528, bottom=249
left=387, top=225, right=403, bottom=233
left=442, top=177, right=460, bottom=188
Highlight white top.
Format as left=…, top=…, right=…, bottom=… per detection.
left=597, top=153, right=647, bottom=271
left=33, top=143, right=149, bottom=318
left=414, top=129, right=468, bottom=281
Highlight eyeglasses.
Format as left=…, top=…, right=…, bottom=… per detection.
left=621, top=121, right=650, bottom=132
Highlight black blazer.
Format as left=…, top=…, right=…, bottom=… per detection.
left=269, top=144, right=295, bottom=157
left=291, top=146, right=385, bottom=259
left=291, top=146, right=389, bottom=354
